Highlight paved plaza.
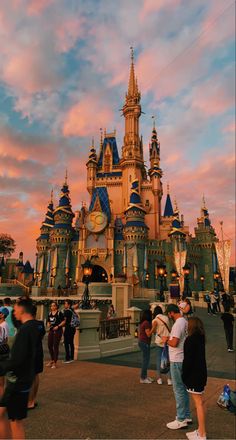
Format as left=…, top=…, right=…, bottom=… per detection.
left=25, top=308, right=235, bottom=439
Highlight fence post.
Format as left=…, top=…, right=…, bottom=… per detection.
left=74, top=309, right=102, bottom=360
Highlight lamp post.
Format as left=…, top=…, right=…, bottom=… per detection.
left=164, top=271, right=168, bottom=291
left=158, top=263, right=166, bottom=302
left=145, top=272, right=150, bottom=288
left=213, top=271, right=220, bottom=293
left=183, top=263, right=191, bottom=298
left=171, top=269, right=177, bottom=282
left=80, top=259, right=94, bottom=309
left=200, top=275, right=205, bottom=291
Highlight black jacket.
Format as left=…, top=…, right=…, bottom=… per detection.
left=182, top=333, right=207, bottom=390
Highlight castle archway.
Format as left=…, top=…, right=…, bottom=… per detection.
left=82, top=265, right=108, bottom=283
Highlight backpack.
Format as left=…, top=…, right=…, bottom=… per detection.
left=70, top=310, right=80, bottom=328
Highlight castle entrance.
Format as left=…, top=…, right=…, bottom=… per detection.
left=90, top=265, right=108, bottom=283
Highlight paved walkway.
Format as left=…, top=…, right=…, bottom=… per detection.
left=25, top=307, right=235, bottom=439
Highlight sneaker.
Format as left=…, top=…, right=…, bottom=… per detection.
left=140, top=378, right=152, bottom=384
left=157, top=378, right=163, bottom=385
left=228, top=349, right=234, bottom=352
left=51, top=365, right=56, bottom=369
left=167, top=379, right=172, bottom=386
left=46, top=361, right=53, bottom=367
left=147, top=376, right=154, bottom=382
left=166, top=419, right=188, bottom=430
left=186, top=418, right=193, bottom=424
left=186, top=430, right=206, bottom=440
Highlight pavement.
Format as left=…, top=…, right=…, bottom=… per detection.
left=25, top=308, right=235, bottom=440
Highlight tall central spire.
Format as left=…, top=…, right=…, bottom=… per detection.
left=126, top=47, right=140, bottom=104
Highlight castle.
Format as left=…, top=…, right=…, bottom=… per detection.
left=36, top=50, right=220, bottom=294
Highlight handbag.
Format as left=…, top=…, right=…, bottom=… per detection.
left=160, top=344, right=170, bottom=374
left=0, top=343, right=10, bottom=355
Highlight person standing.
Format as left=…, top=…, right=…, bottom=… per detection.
left=0, top=307, right=9, bottom=398
left=28, top=305, right=46, bottom=409
left=63, top=300, right=76, bottom=363
left=138, top=309, right=152, bottom=384
left=0, top=299, right=40, bottom=440
left=205, top=293, right=212, bottom=315
left=182, top=317, right=207, bottom=440
left=149, top=306, right=172, bottom=385
left=221, top=305, right=234, bottom=352
left=210, top=292, right=217, bottom=315
left=164, top=304, right=191, bottom=430
left=47, top=302, right=65, bottom=368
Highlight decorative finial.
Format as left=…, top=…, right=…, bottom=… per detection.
left=202, top=194, right=206, bottom=208
left=100, top=128, right=103, bottom=148
left=65, top=169, right=68, bottom=185
left=130, top=46, right=134, bottom=62
left=50, top=188, right=53, bottom=203
left=167, top=182, right=170, bottom=194
left=92, top=137, right=94, bottom=147
left=174, top=196, right=178, bottom=212
left=152, top=115, right=156, bottom=129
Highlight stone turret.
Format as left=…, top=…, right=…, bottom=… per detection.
left=36, top=190, right=54, bottom=287
left=50, top=172, right=74, bottom=288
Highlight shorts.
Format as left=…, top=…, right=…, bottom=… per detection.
left=187, top=387, right=205, bottom=394
left=1, top=387, right=30, bottom=420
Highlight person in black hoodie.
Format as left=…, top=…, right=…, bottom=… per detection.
left=0, top=299, right=40, bottom=440
left=182, top=317, right=207, bottom=440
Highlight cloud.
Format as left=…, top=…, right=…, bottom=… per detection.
left=63, top=94, right=114, bottom=137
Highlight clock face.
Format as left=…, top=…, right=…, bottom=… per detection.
left=85, top=211, right=108, bottom=233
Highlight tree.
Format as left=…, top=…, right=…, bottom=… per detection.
left=0, top=234, right=16, bottom=257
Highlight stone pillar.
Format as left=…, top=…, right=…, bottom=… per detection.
left=126, top=306, right=141, bottom=337
left=112, top=283, right=133, bottom=317
left=31, top=286, right=42, bottom=297
left=75, top=309, right=102, bottom=360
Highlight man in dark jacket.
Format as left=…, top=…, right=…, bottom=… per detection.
left=0, top=299, right=40, bottom=439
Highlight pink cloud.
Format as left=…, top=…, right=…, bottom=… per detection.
left=140, top=0, right=180, bottom=20
left=223, top=122, right=235, bottom=133
left=63, top=95, right=114, bottom=137
left=27, top=0, right=55, bottom=16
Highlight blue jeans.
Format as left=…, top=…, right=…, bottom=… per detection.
left=170, top=362, right=191, bottom=421
left=138, top=341, right=150, bottom=379
left=156, top=345, right=171, bottom=378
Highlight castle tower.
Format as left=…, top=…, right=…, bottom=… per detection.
left=36, top=190, right=54, bottom=287
left=121, top=48, right=145, bottom=210
left=194, top=196, right=217, bottom=291
left=148, top=121, right=163, bottom=238
left=86, top=139, right=97, bottom=195
left=123, top=179, right=148, bottom=284
left=50, top=172, right=74, bottom=288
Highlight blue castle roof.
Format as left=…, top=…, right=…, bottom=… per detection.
left=97, top=137, right=120, bottom=167
left=163, top=194, right=174, bottom=217
left=89, top=187, right=111, bottom=222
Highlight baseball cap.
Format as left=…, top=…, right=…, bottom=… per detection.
left=0, top=307, right=10, bottom=317
left=166, top=304, right=180, bottom=314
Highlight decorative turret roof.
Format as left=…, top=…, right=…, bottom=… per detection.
left=22, top=260, right=34, bottom=274
left=97, top=134, right=120, bottom=168
left=54, top=172, right=74, bottom=224
left=149, top=120, right=162, bottom=178
left=37, top=190, right=54, bottom=242
left=197, top=196, right=211, bottom=227
left=163, top=188, right=174, bottom=217
left=89, top=187, right=111, bottom=222
left=125, top=179, right=146, bottom=215
left=87, top=138, right=97, bottom=164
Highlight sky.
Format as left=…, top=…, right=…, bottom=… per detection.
left=0, top=0, right=235, bottom=267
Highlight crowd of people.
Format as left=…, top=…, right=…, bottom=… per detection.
left=0, top=296, right=80, bottom=439
left=137, top=293, right=234, bottom=440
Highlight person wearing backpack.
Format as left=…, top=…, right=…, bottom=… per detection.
left=63, top=300, right=77, bottom=363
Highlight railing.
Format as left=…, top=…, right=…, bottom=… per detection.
left=99, top=317, right=131, bottom=341
left=5, top=279, right=30, bottom=294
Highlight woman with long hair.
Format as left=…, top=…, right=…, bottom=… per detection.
left=47, top=302, right=65, bottom=369
left=149, top=305, right=172, bottom=385
left=182, top=317, right=207, bottom=440
left=138, top=309, right=152, bottom=384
